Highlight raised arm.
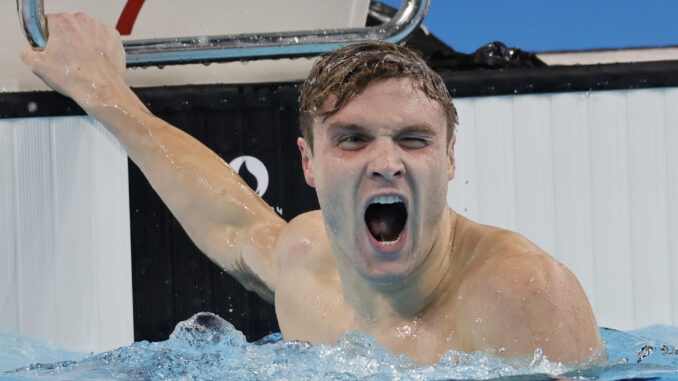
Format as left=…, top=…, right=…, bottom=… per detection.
left=21, top=13, right=285, bottom=302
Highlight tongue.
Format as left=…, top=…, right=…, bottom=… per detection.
left=365, top=203, right=407, bottom=242
left=368, top=215, right=401, bottom=241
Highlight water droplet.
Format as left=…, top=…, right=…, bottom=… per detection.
left=458, top=295, right=463, bottom=300
left=197, top=36, right=209, bottom=46
left=475, top=317, right=482, bottom=323
left=27, top=101, right=38, bottom=113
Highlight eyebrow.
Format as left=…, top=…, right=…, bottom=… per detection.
left=326, top=122, right=368, bottom=135
left=396, top=123, right=437, bottom=136
left=327, top=121, right=437, bottom=136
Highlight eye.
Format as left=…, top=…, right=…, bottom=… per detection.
left=398, top=136, right=430, bottom=150
left=337, top=135, right=369, bottom=151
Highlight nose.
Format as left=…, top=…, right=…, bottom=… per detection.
left=367, top=141, right=405, bottom=182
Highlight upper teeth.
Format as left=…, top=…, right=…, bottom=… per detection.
left=370, top=195, right=403, bottom=205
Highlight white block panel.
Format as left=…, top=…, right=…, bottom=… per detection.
left=512, top=95, right=557, bottom=254
left=0, top=127, right=18, bottom=331
left=13, top=120, right=58, bottom=340
left=549, top=93, right=596, bottom=303
left=89, top=119, right=134, bottom=352
left=626, top=90, right=672, bottom=327
left=588, top=92, right=635, bottom=329
left=0, top=116, right=132, bottom=353
left=472, top=97, right=517, bottom=230
left=448, top=101, right=480, bottom=221
left=667, top=90, right=678, bottom=326
left=51, top=119, right=98, bottom=349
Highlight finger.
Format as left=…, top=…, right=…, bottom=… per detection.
left=107, top=24, right=121, bottom=38
left=74, top=12, right=88, bottom=21
left=45, top=13, right=65, bottom=33
left=45, top=13, right=79, bottom=36
left=20, top=44, right=45, bottom=70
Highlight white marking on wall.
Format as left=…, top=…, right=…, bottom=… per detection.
left=0, top=116, right=133, bottom=353
left=448, top=87, right=678, bottom=330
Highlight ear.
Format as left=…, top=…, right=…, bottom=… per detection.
left=297, top=137, right=315, bottom=187
left=447, top=134, right=456, bottom=181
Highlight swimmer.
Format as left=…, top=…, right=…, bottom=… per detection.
left=22, top=13, right=602, bottom=364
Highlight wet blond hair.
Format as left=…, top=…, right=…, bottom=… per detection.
left=299, top=41, right=457, bottom=152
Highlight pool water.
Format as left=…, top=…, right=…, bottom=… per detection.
left=2, top=312, right=677, bottom=380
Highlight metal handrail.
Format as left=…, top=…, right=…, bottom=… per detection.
left=17, top=0, right=429, bottom=67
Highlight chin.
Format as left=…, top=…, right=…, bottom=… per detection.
left=352, top=242, right=422, bottom=284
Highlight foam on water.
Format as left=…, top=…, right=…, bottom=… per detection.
left=3, top=312, right=678, bottom=380
left=0, top=332, right=85, bottom=374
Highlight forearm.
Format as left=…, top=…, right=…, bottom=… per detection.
left=88, top=88, right=281, bottom=249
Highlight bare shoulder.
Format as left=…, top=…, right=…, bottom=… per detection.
left=274, top=210, right=333, bottom=273
left=454, top=225, right=601, bottom=362
left=273, top=211, right=347, bottom=342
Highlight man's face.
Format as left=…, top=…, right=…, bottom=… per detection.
left=298, top=77, right=456, bottom=281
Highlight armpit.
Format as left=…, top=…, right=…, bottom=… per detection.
left=226, top=220, right=286, bottom=304
left=232, top=245, right=276, bottom=303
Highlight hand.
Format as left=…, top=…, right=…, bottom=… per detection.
left=21, top=13, right=127, bottom=107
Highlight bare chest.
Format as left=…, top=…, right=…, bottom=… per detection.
left=273, top=273, right=470, bottom=364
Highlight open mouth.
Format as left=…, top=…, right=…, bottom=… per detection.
left=364, top=195, right=408, bottom=245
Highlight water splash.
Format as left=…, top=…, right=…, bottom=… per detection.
left=5, top=313, right=678, bottom=380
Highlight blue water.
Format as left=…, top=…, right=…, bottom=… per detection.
left=1, top=312, right=677, bottom=380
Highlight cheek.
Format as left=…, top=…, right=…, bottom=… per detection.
left=413, top=152, right=450, bottom=208
left=312, top=162, right=349, bottom=210
left=414, top=148, right=450, bottom=181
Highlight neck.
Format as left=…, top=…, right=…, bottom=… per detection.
left=336, top=209, right=458, bottom=327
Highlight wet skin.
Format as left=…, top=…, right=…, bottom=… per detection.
left=22, top=13, right=602, bottom=365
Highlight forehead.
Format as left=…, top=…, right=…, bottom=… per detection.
left=316, top=78, right=446, bottom=133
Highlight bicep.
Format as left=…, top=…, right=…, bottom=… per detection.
left=193, top=211, right=287, bottom=304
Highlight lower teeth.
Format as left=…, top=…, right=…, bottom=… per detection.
left=380, top=230, right=404, bottom=246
